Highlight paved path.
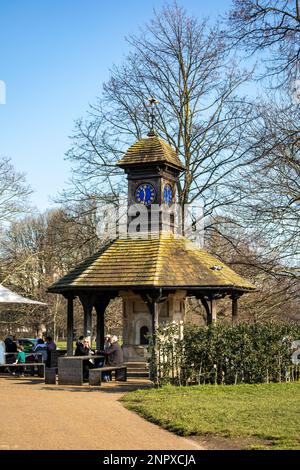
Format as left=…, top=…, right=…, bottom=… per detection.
left=0, top=377, right=203, bottom=450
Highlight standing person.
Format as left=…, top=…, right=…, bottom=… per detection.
left=45, top=336, right=56, bottom=351
left=45, top=336, right=57, bottom=368
left=4, top=335, right=17, bottom=373
left=4, top=335, right=17, bottom=364
left=12, top=344, right=26, bottom=376
left=0, top=340, right=5, bottom=366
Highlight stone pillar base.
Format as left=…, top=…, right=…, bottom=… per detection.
left=123, top=344, right=149, bottom=362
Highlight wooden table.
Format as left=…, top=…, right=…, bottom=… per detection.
left=58, top=356, right=104, bottom=386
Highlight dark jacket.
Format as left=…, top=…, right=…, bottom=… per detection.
left=105, top=342, right=123, bottom=366
left=74, top=343, right=90, bottom=356
left=4, top=338, right=17, bottom=353
left=46, top=341, right=56, bottom=352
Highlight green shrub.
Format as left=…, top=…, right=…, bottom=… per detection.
left=149, top=322, right=300, bottom=386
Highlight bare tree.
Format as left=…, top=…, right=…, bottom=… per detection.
left=207, top=219, right=300, bottom=322
left=0, top=210, right=78, bottom=337
left=0, top=157, right=31, bottom=224
left=212, top=90, right=300, bottom=285
left=0, top=208, right=121, bottom=338
left=227, top=0, right=300, bottom=83
left=61, top=3, right=255, bottom=229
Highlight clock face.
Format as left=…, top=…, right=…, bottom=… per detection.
left=135, top=183, right=156, bottom=205
left=163, top=183, right=173, bottom=206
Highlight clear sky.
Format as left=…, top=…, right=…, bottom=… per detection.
left=0, top=0, right=231, bottom=211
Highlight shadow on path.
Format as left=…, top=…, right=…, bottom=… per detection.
left=0, top=375, right=44, bottom=385
left=0, top=373, right=152, bottom=393
left=41, top=380, right=152, bottom=394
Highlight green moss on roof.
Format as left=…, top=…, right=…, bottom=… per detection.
left=48, top=233, right=255, bottom=292
left=117, top=135, right=185, bottom=171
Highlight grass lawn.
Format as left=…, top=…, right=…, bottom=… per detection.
left=122, top=382, right=300, bottom=450
left=56, top=341, right=96, bottom=350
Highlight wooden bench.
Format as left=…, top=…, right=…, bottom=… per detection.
left=2, top=362, right=45, bottom=377
left=89, top=366, right=127, bottom=386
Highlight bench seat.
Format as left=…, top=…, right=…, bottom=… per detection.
left=89, top=366, right=127, bottom=386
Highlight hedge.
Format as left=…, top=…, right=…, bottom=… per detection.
left=149, top=322, right=300, bottom=386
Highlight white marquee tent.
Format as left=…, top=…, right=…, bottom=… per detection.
left=0, top=284, right=47, bottom=306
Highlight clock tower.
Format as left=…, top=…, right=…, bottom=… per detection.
left=117, top=129, right=185, bottom=234
left=49, top=102, right=255, bottom=366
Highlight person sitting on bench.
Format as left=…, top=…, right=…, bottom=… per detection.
left=12, top=344, right=26, bottom=376
left=103, top=335, right=123, bottom=381
left=75, top=337, right=95, bottom=382
left=33, top=338, right=48, bottom=361
left=100, top=335, right=111, bottom=382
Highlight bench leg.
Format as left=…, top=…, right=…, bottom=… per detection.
left=115, top=368, right=127, bottom=381
left=89, top=370, right=102, bottom=386
left=37, top=365, right=45, bottom=378
left=45, top=367, right=56, bottom=384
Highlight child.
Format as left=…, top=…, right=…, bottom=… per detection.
left=12, top=344, right=26, bottom=376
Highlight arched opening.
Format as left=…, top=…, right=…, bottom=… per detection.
left=140, top=326, right=149, bottom=345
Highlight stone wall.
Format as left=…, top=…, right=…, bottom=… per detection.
left=119, top=290, right=186, bottom=362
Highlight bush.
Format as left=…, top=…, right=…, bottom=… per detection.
left=149, top=322, right=300, bottom=386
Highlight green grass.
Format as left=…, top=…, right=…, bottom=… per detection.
left=56, top=341, right=96, bottom=350
left=122, top=382, right=300, bottom=450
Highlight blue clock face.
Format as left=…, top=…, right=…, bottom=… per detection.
left=163, top=184, right=173, bottom=206
left=135, top=183, right=156, bottom=205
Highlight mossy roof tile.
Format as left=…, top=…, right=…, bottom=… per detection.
left=117, top=135, right=185, bottom=171
left=48, top=234, right=255, bottom=292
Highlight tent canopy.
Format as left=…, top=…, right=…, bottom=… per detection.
left=0, top=284, right=47, bottom=306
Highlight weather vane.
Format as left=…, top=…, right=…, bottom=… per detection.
left=147, top=97, right=159, bottom=136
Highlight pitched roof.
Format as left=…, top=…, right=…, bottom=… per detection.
left=48, top=234, right=255, bottom=293
left=117, top=135, right=185, bottom=171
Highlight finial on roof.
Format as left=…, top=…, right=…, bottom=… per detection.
left=147, top=97, right=159, bottom=137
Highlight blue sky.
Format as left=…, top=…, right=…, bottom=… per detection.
left=0, top=0, right=232, bottom=211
